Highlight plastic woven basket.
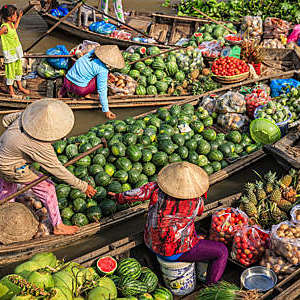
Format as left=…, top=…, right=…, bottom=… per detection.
left=213, top=71, right=249, bottom=84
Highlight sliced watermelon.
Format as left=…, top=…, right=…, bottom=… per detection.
left=96, top=256, right=117, bottom=275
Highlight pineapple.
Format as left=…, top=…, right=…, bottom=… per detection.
left=270, top=203, right=286, bottom=223
left=280, top=168, right=296, bottom=187
left=244, top=182, right=257, bottom=205
left=270, top=182, right=282, bottom=204
left=255, top=180, right=267, bottom=201
left=282, top=186, right=297, bottom=203
left=241, top=196, right=258, bottom=217
left=278, top=199, right=293, bottom=213
left=264, top=171, right=277, bottom=194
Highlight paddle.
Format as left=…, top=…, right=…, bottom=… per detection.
left=25, top=1, right=83, bottom=52
left=83, top=3, right=165, bottom=46
left=128, top=45, right=187, bottom=65
left=0, top=139, right=107, bottom=205
left=192, top=7, right=236, bottom=35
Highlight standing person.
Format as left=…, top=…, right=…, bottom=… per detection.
left=0, top=99, right=96, bottom=235
left=101, top=0, right=125, bottom=24
left=59, top=45, right=125, bottom=120
left=0, top=5, right=30, bottom=97
left=108, top=162, right=228, bottom=285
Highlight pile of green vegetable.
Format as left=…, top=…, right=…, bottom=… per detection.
left=255, top=101, right=291, bottom=124
left=174, top=0, right=300, bottom=23
left=0, top=252, right=173, bottom=300
left=120, top=46, right=204, bottom=96
left=49, top=103, right=261, bottom=227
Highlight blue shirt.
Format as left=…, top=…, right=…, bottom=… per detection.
left=66, top=50, right=109, bottom=112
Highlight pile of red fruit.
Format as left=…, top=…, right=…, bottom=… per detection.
left=211, top=56, right=249, bottom=77
left=209, top=208, right=248, bottom=246
left=245, top=87, right=271, bottom=118
left=231, top=226, right=270, bottom=266
left=225, top=35, right=242, bottom=42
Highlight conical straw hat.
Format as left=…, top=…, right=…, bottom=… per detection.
left=157, top=162, right=209, bottom=199
left=94, top=45, right=125, bottom=69
left=22, top=99, right=74, bottom=141
left=0, top=202, right=39, bottom=245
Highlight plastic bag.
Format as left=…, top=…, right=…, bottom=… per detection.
left=37, top=59, right=65, bottom=79
left=290, top=205, right=300, bottom=224
left=231, top=226, right=270, bottom=266
left=271, top=221, right=300, bottom=265
left=215, top=91, right=246, bottom=114
left=174, top=48, right=204, bottom=73
left=70, top=40, right=100, bottom=58
left=110, top=30, right=131, bottom=40
left=270, top=78, right=300, bottom=97
left=217, top=113, right=248, bottom=130
left=199, top=94, right=218, bottom=114
left=260, top=249, right=297, bottom=275
left=108, top=72, right=137, bottom=95
left=241, top=16, right=263, bottom=40
left=50, top=5, right=69, bottom=17
left=46, top=45, right=70, bottom=70
left=263, top=17, right=290, bottom=39
left=89, top=21, right=116, bottom=35
left=209, top=207, right=248, bottom=246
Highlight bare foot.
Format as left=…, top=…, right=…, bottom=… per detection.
left=8, top=86, right=16, bottom=97
left=53, top=223, right=80, bottom=235
left=84, top=94, right=93, bottom=99
left=18, top=87, right=30, bottom=95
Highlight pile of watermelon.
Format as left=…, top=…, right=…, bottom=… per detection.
left=0, top=251, right=173, bottom=300
left=119, top=46, right=204, bottom=96
left=49, top=103, right=261, bottom=227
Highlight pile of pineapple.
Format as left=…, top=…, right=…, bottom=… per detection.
left=239, top=169, right=299, bottom=229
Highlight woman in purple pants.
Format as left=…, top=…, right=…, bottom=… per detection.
left=108, top=162, right=228, bottom=285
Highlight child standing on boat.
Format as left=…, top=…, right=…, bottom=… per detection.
left=0, top=5, right=30, bottom=97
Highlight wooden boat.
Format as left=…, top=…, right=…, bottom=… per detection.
left=265, top=126, right=300, bottom=169
left=37, top=5, right=213, bottom=49
left=2, top=192, right=300, bottom=300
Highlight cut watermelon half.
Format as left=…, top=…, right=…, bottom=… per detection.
left=96, top=256, right=117, bottom=275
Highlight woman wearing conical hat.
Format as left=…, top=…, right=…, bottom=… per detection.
left=59, top=45, right=125, bottom=120
left=0, top=100, right=96, bottom=236
left=108, top=162, right=228, bottom=285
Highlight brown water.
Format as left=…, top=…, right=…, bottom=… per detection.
left=1, top=0, right=174, bottom=135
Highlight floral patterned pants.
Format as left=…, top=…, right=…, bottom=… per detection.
left=0, top=177, right=62, bottom=226
left=101, top=0, right=125, bottom=23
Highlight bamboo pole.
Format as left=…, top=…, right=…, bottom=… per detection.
left=25, top=1, right=83, bottom=52
left=83, top=3, right=165, bottom=45
left=192, top=7, right=236, bottom=34
left=0, top=140, right=106, bottom=205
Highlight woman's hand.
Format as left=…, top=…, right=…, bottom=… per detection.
left=107, top=192, right=116, bottom=198
left=85, top=185, right=97, bottom=198
left=105, top=111, right=116, bottom=120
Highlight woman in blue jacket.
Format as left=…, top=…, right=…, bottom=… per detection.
left=59, top=45, right=125, bottom=119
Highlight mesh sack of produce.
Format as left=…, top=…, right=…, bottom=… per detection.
left=217, top=113, right=248, bottom=130
left=290, top=205, right=300, bottom=225
left=231, top=226, right=270, bottom=266
left=209, top=207, right=248, bottom=246
left=260, top=249, right=297, bottom=275
left=270, top=78, right=300, bottom=97
left=199, top=95, right=218, bottom=114
left=215, top=91, right=246, bottom=114
left=89, top=21, right=116, bottom=35
left=241, top=16, right=263, bottom=40
left=37, top=59, right=65, bottom=79
left=263, top=17, right=290, bottom=39
left=271, top=221, right=300, bottom=265
left=46, top=45, right=70, bottom=70
left=174, top=47, right=204, bottom=73
left=261, top=38, right=285, bottom=48
left=108, top=72, right=137, bottom=95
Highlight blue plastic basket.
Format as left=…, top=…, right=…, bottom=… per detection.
left=254, top=105, right=292, bottom=136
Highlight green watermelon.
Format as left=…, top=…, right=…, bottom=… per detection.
left=175, top=71, right=185, bottom=82
left=117, top=258, right=142, bottom=279
left=141, top=67, right=153, bottom=77
left=142, top=149, right=152, bottom=162
left=152, top=152, right=168, bottom=166
left=185, top=139, right=198, bottom=151
left=105, top=163, right=116, bottom=176
left=197, top=139, right=211, bottom=155
left=114, top=170, right=128, bottom=183
left=147, top=74, right=157, bottom=85
left=58, top=197, right=68, bottom=209
left=208, top=150, right=223, bottom=162
left=155, top=81, right=168, bottom=93
left=129, top=70, right=140, bottom=80
left=120, top=62, right=131, bottom=74
left=177, top=146, right=189, bottom=159
left=70, top=189, right=86, bottom=200
left=152, top=58, right=165, bottom=70
left=111, top=143, right=126, bottom=157
left=94, top=186, right=107, bottom=200
left=147, top=47, right=161, bottom=56
left=96, top=147, right=110, bottom=158
left=114, top=121, right=127, bottom=133
left=74, top=166, right=88, bottom=178
left=79, top=143, right=92, bottom=153
left=75, top=155, right=91, bottom=167
left=129, top=53, right=141, bottom=62
left=120, top=279, right=147, bottom=297
left=139, top=269, right=158, bottom=293
left=116, top=157, right=132, bottom=172
left=123, top=133, right=138, bottom=146
left=152, top=287, right=173, bottom=300
left=154, top=70, right=166, bottom=80
left=53, top=140, right=67, bottom=154
left=144, top=58, right=154, bottom=65
left=134, top=61, right=146, bottom=71
left=95, top=171, right=112, bottom=186
left=127, top=145, right=142, bottom=162
left=100, top=199, right=117, bottom=216
left=168, top=153, right=181, bottom=163
left=202, top=129, right=217, bottom=141
left=56, top=184, right=71, bottom=198
left=143, top=162, right=156, bottom=176
left=73, top=198, right=87, bottom=213
left=108, top=181, right=122, bottom=193
left=72, top=213, right=89, bottom=226
left=132, top=162, right=143, bottom=174
left=65, top=144, right=78, bottom=159
left=88, top=164, right=104, bottom=176
left=58, top=155, right=68, bottom=164
left=158, top=141, right=176, bottom=154
left=170, top=104, right=181, bottom=116
left=172, top=133, right=185, bottom=146
left=166, top=61, right=178, bottom=76
left=128, top=169, right=140, bottom=184
left=138, top=75, right=147, bottom=87
left=147, top=85, right=158, bottom=95
left=136, top=85, right=147, bottom=95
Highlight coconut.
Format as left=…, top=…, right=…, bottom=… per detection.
left=52, top=271, right=75, bottom=294
left=76, top=268, right=99, bottom=286
left=30, top=253, right=57, bottom=268
left=14, top=261, right=40, bottom=279
left=27, top=271, right=54, bottom=290
left=97, top=277, right=117, bottom=299
left=0, top=275, right=22, bottom=300
left=87, top=286, right=111, bottom=300
left=48, top=287, right=72, bottom=300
